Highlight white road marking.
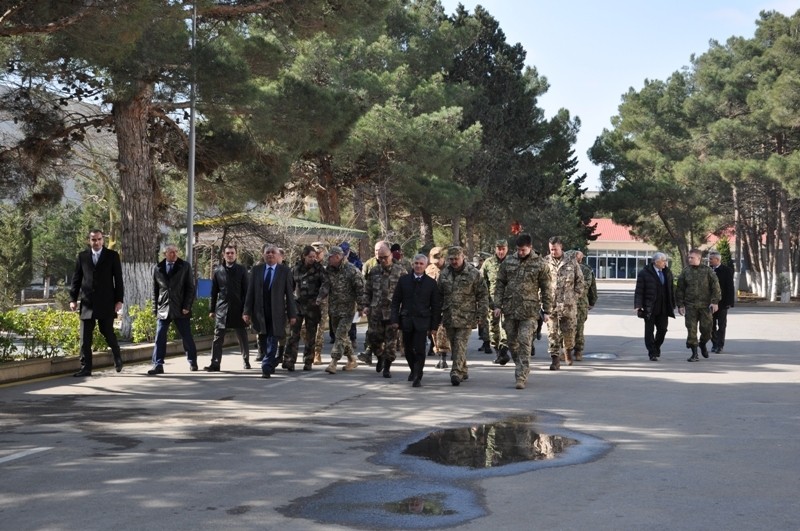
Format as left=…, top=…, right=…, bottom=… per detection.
left=0, top=447, right=53, bottom=464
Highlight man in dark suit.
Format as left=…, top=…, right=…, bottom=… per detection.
left=148, top=244, right=197, bottom=375
left=243, top=244, right=297, bottom=379
left=390, top=253, right=441, bottom=387
left=634, top=252, right=676, bottom=361
left=204, top=244, right=250, bottom=371
left=69, top=229, right=124, bottom=377
left=709, top=250, right=735, bottom=353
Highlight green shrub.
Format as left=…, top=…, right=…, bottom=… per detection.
left=129, top=298, right=213, bottom=343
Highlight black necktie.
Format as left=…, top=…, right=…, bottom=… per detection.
left=264, top=266, right=273, bottom=290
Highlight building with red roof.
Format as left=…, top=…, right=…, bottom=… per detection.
left=585, top=218, right=658, bottom=281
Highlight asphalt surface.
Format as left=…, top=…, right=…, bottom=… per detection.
left=1, top=288, right=798, bottom=530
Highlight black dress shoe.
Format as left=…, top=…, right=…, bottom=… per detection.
left=147, top=365, right=164, bottom=376
left=407, top=373, right=415, bottom=381
left=204, top=364, right=220, bottom=372
left=383, top=368, right=391, bottom=378
left=114, top=357, right=123, bottom=372
left=649, top=355, right=658, bottom=361
left=73, top=369, right=92, bottom=377
left=412, top=378, right=422, bottom=387
left=261, top=371, right=271, bottom=378
left=303, top=363, right=312, bottom=371
left=243, top=361, right=252, bottom=369
left=189, top=362, right=199, bottom=371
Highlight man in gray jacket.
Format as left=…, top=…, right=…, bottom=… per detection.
left=148, top=244, right=197, bottom=375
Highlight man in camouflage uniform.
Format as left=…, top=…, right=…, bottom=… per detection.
left=544, top=236, right=584, bottom=370
left=311, top=243, right=328, bottom=365
left=361, top=240, right=389, bottom=276
left=494, top=233, right=552, bottom=389
left=568, top=249, right=597, bottom=361
left=316, top=246, right=365, bottom=374
left=425, top=246, right=450, bottom=368
left=481, top=239, right=510, bottom=363
left=285, top=245, right=325, bottom=371
left=438, top=246, right=489, bottom=386
left=361, top=242, right=406, bottom=378
left=676, top=248, right=721, bottom=362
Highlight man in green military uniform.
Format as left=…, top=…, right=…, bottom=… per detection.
left=568, top=249, right=597, bottom=361
left=545, top=236, right=584, bottom=370
left=316, top=246, right=365, bottom=374
left=361, top=242, right=406, bottom=378
left=438, top=246, right=489, bottom=386
left=676, top=248, right=721, bottom=362
left=494, top=233, right=552, bottom=389
left=480, top=239, right=510, bottom=364
left=285, top=245, right=325, bottom=371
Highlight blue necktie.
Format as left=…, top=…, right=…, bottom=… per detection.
left=264, top=266, right=273, bottom=290
left=657, top=269, right=664, bottom=284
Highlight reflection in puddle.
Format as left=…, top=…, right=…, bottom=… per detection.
left=384, top=494, right=456, bottom=516
left=403, top=416, right=577, bottom=468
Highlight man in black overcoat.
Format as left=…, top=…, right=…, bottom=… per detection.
left=204, top=244, right=250, bottom=371
left=634, top=251, right=676, bottom=361
left=69, top=229, right=124, bottom=377
left=243, top=244, right=297, bottom=378
left=709, top=250, right=735, bottom=353
left=390, top=253, right=441, bottom=387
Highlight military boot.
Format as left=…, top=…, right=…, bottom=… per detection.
left=357, top=351, right=373, bottom=365
left=481, top=340, right=492, bottom=354
left=687, top=346, right=699, bottom=362
left=565, top=349, right=573, bottom=366
left=382, top=360, right=392, bottom=378
left=497, top=346, right=511, bottom=366
left=699, top=342, right=709, bottom=358
left=549, top=355, right=561, bottom=371
left=325, top=359, right=338, bottom=374
left=344, top=354, right=358, bottom=371
left=573, top=349, right=583, bottom=361
left=313, top=352, right=322, bottom=365
left=515, top=378, right=526, bottom=390
left=559, top=351, right=566, bottom=362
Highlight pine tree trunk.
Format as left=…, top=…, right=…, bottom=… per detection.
left=315, top=155, right=340, bottom=225
left=451, top=214, right=461, bottom=246
left=419, top=208, right=433, bottom=247
left=353, top=184, right=368, bottom=259
left=112, top=81, right=160, bottom=339
left=465, top=216, right=475, bottom=262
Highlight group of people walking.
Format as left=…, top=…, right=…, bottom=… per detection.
left=68, top=229, right=733, bottom=389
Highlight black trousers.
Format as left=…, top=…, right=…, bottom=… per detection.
left=402, top=326, right=427, bottom=378
left=211, top=327, right=250, bottom=363
left=712, top=306, right=729, bottom=349
left=643, top=313, right=669, bottom=357
left=79, top=318, right=121, bottom=370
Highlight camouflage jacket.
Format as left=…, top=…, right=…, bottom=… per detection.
left=292, top=260, right=325, bottom=314
left=318, top=261, right=365, bottom=317
left=480, top=254, right=506, bottom=307
left=494, top=253, right=552, bottom=319
left=437, top=262, right=489, bottom=328
left=676, top=265, right=721, bottom=308
left=362, top=262, right=406, bottom=320
left=579, top=262, right=598, bottom=308
left=544, top=254, right=585, bottom=313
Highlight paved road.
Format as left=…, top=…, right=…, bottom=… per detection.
left=1, top=289, right=798, bottom=530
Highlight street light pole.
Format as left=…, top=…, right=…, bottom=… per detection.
left=186, top=2, right=197, bottom=267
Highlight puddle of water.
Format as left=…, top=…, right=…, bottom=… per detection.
left=384, top=494, right=456, bottom=516
left=402, top=416, right=577, bottom=469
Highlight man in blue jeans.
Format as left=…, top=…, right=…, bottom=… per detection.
left=148, top=244, right=197, bottom=375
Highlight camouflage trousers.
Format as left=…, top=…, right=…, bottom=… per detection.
left=478, top=309, right=490, bottom=342
left=433, top=323, right=451, bottom=354
left=683, top=304, right=713, bottom=347
left=366, top=317, right=398, bottom=363
left=329, top=313, right=355, bottom=362
left=314, top=299, right=329, bottom=356
left=503, top=318, right=535, bottom=384
left=574, top=305, right=589, bottom=353
left=547, top=306, right=577, bottom=356
left=445, top=327, right=472, bottom=380
left=489, top=308, right=507, bottom=348
left=285, top=307, right=321, bottom=365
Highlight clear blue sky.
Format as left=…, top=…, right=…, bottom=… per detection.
left=439, top=0, right=800, bottom=190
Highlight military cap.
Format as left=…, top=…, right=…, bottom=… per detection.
left=328, top=245, right=344, bottom=256
left=311, top=241, right=326, bottom=250
left=495, top=239, right=508, bottom=247
left=479, top=251, right=492, bottom=259
left=429, top=246, right=444, bottom=259
left=447, top=246, right=463, bottom=257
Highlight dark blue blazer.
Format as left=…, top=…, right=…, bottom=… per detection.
left=390, top=273, right=441, bottom=332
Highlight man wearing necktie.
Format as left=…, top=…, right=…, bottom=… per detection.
left=634, top=251, right=677, bottom=361
left=243, top=244, right=297, bottom=378
left=69, top=229, right=124, bottom=377
left=148, top=244, right=198, bottom=375
left=390, top=253, right=441, bottom=387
